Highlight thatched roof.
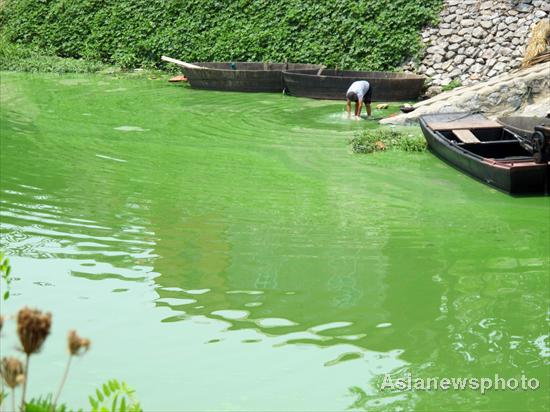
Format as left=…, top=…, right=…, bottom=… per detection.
left=521, top=20, right=550, bottom=68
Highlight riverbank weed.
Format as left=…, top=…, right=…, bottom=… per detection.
left=0, top=36, right=109, bottom=73
left=1, top=251, right=12, bottom=300
left=442, top=79, right=462, bottom=91
left=349, top=128, right=427, bottom=153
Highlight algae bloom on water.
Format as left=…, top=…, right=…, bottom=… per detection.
left=1, top=72, right=549, bottom=412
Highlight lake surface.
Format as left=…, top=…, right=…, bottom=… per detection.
left=0, top=72, right=548, bottom=411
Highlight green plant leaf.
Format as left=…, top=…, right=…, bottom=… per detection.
left=102, top=383, right=111, bottom=397
left=111, top=394, right=119, bottom=412
left=109, top=380, right=118, bottom=392
left=89, top=395, right=98, bottom=410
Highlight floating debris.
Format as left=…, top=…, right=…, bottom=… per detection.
left=113, top=125, right=147, bottom=132
left=95, top=154, right=127, bottom=163
left=169, top=75, right=188, bottom=82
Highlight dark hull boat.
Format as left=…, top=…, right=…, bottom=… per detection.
left=419, top=112, right=550, bottom=195
left=181, top=62, right=322, bottom=93
left=282, top=69, right=425, bottom=100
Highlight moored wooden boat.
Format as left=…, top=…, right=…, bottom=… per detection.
left=419, top=112, right=550, bottom=195
left=177, top=62, right=322, bottom=92
left=282, top=69, right=425, bottom=100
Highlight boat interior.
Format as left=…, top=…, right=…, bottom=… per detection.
left=285, top=69, right=424, bottom=79
left=191, top=62, right=321, bottom=71
left=458, top=141, right=533, bottom=159
left=433, top=123, right=534, bottom=160
left=438, top=127, right=519, bottom=143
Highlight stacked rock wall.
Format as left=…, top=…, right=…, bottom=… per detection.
left=408, top=0, right=549, bottom=91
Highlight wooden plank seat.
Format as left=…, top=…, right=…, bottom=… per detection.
left=427, top=120, right=502, bottom=131
left=453, top=129, right=480, bottom=143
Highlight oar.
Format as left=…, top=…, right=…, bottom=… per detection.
left=161, top=56, right=205, bottom=69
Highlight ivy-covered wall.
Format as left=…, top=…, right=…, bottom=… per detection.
left=0, top=0, right=442, bottom=70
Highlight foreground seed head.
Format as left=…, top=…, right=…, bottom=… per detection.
left=1, top=357, right=25, bottom=388
left=17, top=307, right=52, bottom=355
left=68, top=330, right=91, bottom=356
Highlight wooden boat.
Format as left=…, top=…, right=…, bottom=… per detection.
left=282, top=69, right=425, bottom=100
left=177, top=62, right=322, bottom=93
left=419, top=112, right=550, bottom=195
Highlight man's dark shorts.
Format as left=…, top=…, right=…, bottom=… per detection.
left=364, top=86, right=372, bottom=104
left=346, top=87, right=373, bottom=104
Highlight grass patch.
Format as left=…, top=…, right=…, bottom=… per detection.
left=0, top=37, right=170, bottom=80
left=349, top=128, right=427, bottom=154
left=0, top=36, right=109, bottom=73
left=442, top=79, right=462, bottom=91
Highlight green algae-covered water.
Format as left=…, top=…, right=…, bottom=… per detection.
left=1, top=72, right=549, bottom=411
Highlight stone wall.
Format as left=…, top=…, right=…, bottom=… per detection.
left=406, top=0, right=549, bottom=92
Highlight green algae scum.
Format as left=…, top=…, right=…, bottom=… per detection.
left=1, top=73, right=549, bottom=411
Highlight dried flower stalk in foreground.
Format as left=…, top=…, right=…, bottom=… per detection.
left=17, top=307, right=52, bottom=355
left=51, top=330, right=92, bottom=409
left=68, top=330, right=91, bottom=355
left=1, top=357, right=24, bottom=388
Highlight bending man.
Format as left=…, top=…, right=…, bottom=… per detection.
left=346, top=80, right=372, bottom=119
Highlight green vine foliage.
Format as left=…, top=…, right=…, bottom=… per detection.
left=26, top=395, right=75, bottom=412
left=23, top=381, right=141, bottom=412
left=0, top=251, right=12, bottom=300
left=88, top=380, right=142, bottom=412
left=0, top=0, right=442, bottom=70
